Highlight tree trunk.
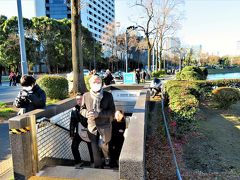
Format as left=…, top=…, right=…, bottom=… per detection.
left=147, top=48, right=151, bottom=72
left=71, top=0, right=86, bottom=94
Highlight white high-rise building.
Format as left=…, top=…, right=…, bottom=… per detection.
left=81, top=0, right=115, bottom=43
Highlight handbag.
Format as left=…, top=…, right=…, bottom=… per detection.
left=78, top=123, right=91, bottom=142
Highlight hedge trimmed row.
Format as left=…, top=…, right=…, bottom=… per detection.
left=165, top=80, right=200, bottom=136
left=164, top=78, right=240, bottom=137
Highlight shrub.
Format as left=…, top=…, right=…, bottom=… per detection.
left=212, top=87, right=240, bottom=108
left=84, top=75, right=91, bottom=91
left=199, top=67, right=208, bottom=78
left=151, top=70, right=166, bottom=78
left=37, top=75, right=68, bottom=100
left=178, top=66, right=207, bottom=81
left=165, top=80, right=200, bottom=137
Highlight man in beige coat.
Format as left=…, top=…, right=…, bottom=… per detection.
left=81, top=75, right=115, bottom=168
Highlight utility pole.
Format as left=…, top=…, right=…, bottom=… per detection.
left=17, top=0, right=28, bottom=75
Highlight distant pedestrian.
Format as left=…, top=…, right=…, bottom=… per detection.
left=16, top=72, right=21, bottom=86
left=9, top=71, right=15, bottom=86
left=70, top=93, right=94, bottom=169
left=141, top=70, right=146, bottom=83
left=135, top=69, right=140, bottom=84
left=103, top=69, right=113, bottom=86
left=14, top=75, right=46, bottom=115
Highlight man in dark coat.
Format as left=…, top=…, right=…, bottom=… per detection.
left=14, top=75, right=46, bottom=115
left=70, top=93, right=94, bottom=169
left=103, top=69, right=113, bottom=86
left=81, top=75, right=115, bottom=168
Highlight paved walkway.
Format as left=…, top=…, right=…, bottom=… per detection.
left=0, top=83, right=21, bottom=103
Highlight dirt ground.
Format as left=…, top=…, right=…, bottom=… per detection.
left=181, top=101, right=240, bottom=179
left=146, top=96, right=179, bottom=179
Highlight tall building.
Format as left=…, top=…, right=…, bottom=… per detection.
left=81, top=0, right=115, bottom=43
left=45, top=0, right=115, bottom=46
left=45, top=0, right=71, bottom=19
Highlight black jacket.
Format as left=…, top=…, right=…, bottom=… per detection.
left=14, top=84, right=46, bottom=113
left=103, top=74, right=113, bottom=85
left=70, top=105, right=88, bottom=137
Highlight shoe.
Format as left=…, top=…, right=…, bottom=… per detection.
left=105, top=158, right=110, bottom=166
left=75, top=162, right=84, bottom=169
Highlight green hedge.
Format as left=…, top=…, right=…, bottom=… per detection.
left=151, top=70, right=166, bottom=78
left=165, top=80, right=200, bottom=137
left=177, top=66, right=207, bottom=81
left=165, top=78, right=240, bottom=137
left=212, top=87, right=240, bottom=109
left=37, top=75, right=68, bottom=99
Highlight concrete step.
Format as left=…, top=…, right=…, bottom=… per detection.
left=29, top=176, right=79, bottom=180
left=36, top=166, right=119, bottom=180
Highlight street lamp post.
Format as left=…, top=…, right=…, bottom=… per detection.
left=17, top=0, right=28, bottom=75
left=125, top=30, right=128, bottom=73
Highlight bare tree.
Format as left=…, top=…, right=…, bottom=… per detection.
left=134, top=0, right=159, bottom=73
left=71, top=0, right=87, bottom=94
left=154, top=0, right=184, bottom=71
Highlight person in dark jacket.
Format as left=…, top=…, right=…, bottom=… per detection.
left=103, top=69, right=113, bottom=86
left=81, top=75, right=115, bottom=168
left=135, top=69, right=140, bottom=84
left=109, top=110, right=126, bottom=168
left=70, top=93, right=94, bottom=169
left=14, top=75, right=46, bottom=115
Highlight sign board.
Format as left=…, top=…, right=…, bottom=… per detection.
left=123, top=73, right=136, bottom=84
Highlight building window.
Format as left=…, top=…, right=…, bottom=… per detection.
left=46, top=14, right=50, bottom=17
left=46, top=0, right=49, bottom=3
left=46, top=7, right=50, bottom=11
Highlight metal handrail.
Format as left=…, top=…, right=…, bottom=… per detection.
left=37, top=117, right=70, bottom=132
left=161, top=93, right=182, bottom=180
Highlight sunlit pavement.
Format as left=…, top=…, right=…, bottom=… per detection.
left=0, top=82, right=21, bottom=103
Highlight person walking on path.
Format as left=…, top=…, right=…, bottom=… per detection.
left=9, top=71, right=15, bottom=86
left=135, top=69, right=140, bottom=84
left=141, top=70, right=146, bottom=83
left=70, top=93, right=94, bottom=169
left=103, top=69, right=113, bottom=86
left=81, top=75, right=115, bottom=168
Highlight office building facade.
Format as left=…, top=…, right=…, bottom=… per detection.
left=45, top=0, right=115, bottom=46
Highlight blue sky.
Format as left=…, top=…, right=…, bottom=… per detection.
left=1, top=0, right=239, bottom=56
left=116, top=0, right=240, bottom=56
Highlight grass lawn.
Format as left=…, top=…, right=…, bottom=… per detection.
left=181, top=101, right=240, bottom=178
left=0, top=102, right=17, bottom=122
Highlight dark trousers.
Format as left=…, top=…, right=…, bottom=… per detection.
left=71, top=133, right=94, bottom=164
left=109, top=139, right=124, bottom=165
left=87, top=132, right=103, bottom=167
